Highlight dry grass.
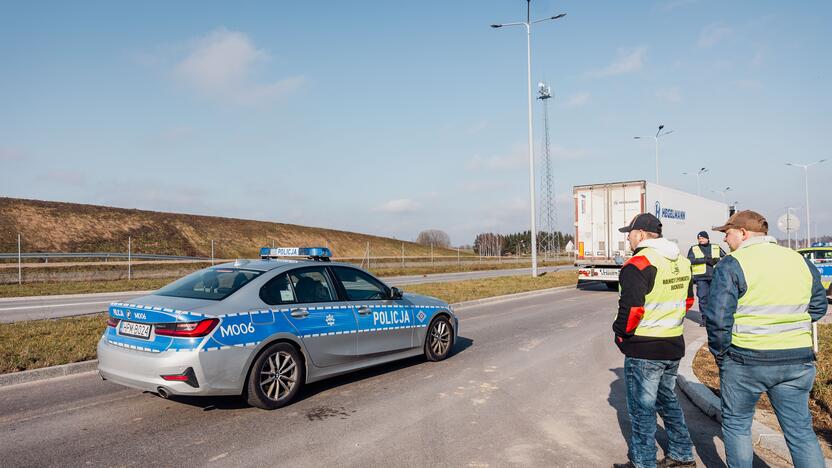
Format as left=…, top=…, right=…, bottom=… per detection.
left=0, top=272, right=577, bottom=374
left=0, top=196, right=460, bottom=259
left=402, top=269, right=577, bottom=304
left=0, top=279, right=171, bottom=298
left=368, top=259, right=570, bottom=278
left=693, top=323, right=832, bottom=449
left=0, top=313, right=105, bottom=373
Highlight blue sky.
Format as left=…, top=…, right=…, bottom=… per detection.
left=2, top=1, right=830, bottom=246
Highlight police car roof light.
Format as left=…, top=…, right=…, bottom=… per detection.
left=811, top=242, right=832, bottom=248
left=259, top=247, right=332, bottom=262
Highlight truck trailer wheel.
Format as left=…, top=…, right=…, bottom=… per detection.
left=605, top=282, right=619, bottom=291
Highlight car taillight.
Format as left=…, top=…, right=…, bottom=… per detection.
left=107, top=317, right=121, bottom=327
left=154, top=319, right=219, bottom=337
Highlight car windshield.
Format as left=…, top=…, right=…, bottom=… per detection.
left=156, top=268, right=262, bottom=301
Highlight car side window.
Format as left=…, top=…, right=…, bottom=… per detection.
left=332, top=267, right=389, bottom=301
left=288, top=268, right=336, bottom=303
left=259, top=273, right=296, bottom=305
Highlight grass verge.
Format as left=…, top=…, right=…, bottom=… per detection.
left=693, top=323, right=832, bottom=450
left=0, top=271, right=577, bottom=374
left=0, top=261, right=572, bottom=298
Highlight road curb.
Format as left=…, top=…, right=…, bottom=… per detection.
left=678, top=336, right=831, bottom=466
left=0, top=359, right=98, bottom=388
left=452, top=284, right=577, bottom=310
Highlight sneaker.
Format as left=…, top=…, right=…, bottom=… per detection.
left=612, top=462, right=635, bottom=468
left=658, top=456, right=696, bottom=467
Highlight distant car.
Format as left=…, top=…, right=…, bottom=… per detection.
left=798, top=242, right=832, bottom=302
left=97, top=247, right=458, bottom=409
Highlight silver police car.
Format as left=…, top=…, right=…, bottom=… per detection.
left=97, top=247, right=458, bottom=409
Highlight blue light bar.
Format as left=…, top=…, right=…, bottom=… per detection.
left=260, top=247, right=332, bottom=259
left=811, top=242, right=832, bottom=248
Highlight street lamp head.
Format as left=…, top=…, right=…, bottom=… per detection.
left=658, top=124, right=665, bottom=131
left=633, top=136, right=642, bottom=140
left=490, top=24, right=503, bottom=28
left=552, top=13, right=567, bottom=20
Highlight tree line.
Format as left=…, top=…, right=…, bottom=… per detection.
left=473, top=230, right=574, bottom=256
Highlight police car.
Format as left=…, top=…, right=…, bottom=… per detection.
left=97, top=247, right=458, bottom=409
left=798, top=242, right=832, bottom=301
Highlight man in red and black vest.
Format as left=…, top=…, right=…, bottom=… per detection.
left=613, top=213, right=697, bottom=468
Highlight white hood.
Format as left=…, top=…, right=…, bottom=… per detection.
left=637, top=237, right=681, bottom=261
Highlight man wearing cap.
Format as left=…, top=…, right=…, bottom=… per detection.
left=686, top=231, right=726, bottom=328
left=705, top=210, right=827, bottom=467
left=613, top=213, right=697, bottom=468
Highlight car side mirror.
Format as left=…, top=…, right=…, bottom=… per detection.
left=390, top=287, right=403, bottom=300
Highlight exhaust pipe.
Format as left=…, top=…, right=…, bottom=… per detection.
left=156, top=386, right=170, bottom=399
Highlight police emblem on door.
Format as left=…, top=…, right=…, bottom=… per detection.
left=326, top=313, right=335, bottom=326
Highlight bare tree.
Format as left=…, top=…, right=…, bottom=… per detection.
left=416, top=229, right=451, bottom=248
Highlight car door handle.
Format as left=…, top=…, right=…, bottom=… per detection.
left=357, top=306, right=372, bottom=316
left=290, top=308, right=309, bottom=318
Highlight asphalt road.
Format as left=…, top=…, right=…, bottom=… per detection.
left=0, top=285, right=785, bottom=467
left=0, top=265, right=572, bottom=323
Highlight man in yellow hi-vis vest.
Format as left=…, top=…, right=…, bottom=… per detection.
left=706, top=210, right=827, bottom=467
left=612, top=213, right=696, bottom=468
left=686, top=231, right=726, bottom=328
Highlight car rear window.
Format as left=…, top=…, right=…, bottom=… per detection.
left=156, top=268, right=262, bottom=301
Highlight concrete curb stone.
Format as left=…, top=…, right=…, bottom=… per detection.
left=0, top=359, right=98, bottom=388
left=0, top=283, right=579, bottom=388
left=678, top=335, right=832, bottom=466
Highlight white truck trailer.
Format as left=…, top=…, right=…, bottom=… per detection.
left=574, top=180, right=730, bottom=288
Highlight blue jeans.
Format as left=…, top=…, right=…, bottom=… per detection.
left=625, top=357, right=695, bottom=468
left=720, top=358, right=824, bottom=468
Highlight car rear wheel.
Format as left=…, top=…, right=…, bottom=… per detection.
left=425, top=316, right=454, bottom=361
left=246, top=342, right=304, bottom=410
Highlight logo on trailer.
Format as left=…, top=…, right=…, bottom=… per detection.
left=326, top=313, right=335, bottom=326
left=655, top=201, right=686, bottom=220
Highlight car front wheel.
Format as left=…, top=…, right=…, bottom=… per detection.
left=246, top=342, right=304, bottom=410
left=425, top=316, right=454, bottom=361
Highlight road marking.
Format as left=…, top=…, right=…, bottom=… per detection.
left=0, top=300, right=112, bottom=311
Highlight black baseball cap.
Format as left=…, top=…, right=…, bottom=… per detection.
left=619, top=213, right=663, bottom=235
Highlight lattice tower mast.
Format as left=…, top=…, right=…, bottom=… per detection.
left=537, top=82, right=557, bottom=259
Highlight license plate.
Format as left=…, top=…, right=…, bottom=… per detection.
left=119, top=321, right=152, bottom=340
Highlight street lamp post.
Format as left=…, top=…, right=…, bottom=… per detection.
left=786, top=159, right=827, bottom=248
left=634, top=125, right=674, bottom=184
left=786, top=206, right=799, bottom=249
left=682, top=167, right=708, bottom=196
left=710, top=186, right=732, bottom=204
left=491, top=1, right=566, bottom=277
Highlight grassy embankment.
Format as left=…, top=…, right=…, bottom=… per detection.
left=0, top=260, right=571, bottom=298
left=0, top=270, right=577, bottom=374
left=693, top=324, right=832, bottom=450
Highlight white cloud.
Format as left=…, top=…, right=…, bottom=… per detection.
left=548, top=145, right=590, bottom=161
left=698, top=23, right=733, bottom=48
left=0, top=147, right=25, bottom=162
left=375, top=198, right=422, bottom=214
left=655, top=87, right=683, bottom=103
left=563, top=92, right=591, bottom=108
left=174, top=27, right=304, bottom=105
left=466, top=121, right=490, bottom=134
left=588, top=46, right=647, bottom=77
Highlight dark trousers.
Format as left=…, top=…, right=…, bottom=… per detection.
left=694, top=278, right=710, bottom=326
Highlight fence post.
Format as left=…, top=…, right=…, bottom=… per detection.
left=457, top=247, right=460, bottom=266
left=18, top=233, right=22, bottom=285
left=211, top=239, right=215, bottom=265
left=128, top=236, right=132, bottom=280
left=431, top=243, right=433, bottom=264
left=401, top=243, right=404, bottom=268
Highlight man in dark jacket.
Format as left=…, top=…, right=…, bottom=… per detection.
left=686, top=231, right=726, bottom=327
left=613, top=213, right=697, bottom=468
left=705, top=210, right=827, bottom=467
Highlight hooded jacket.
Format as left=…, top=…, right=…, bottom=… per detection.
left=613, top=238, right=695, bottom=360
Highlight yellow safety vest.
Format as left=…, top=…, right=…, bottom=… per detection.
left=633, top=248, right=692, bottom=338
left=691, top=244, right=721, bottom=276
left=729, top=241, right=813, bottom=350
